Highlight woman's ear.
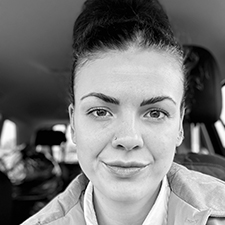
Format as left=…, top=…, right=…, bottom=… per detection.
left=176, top=129, right=184, bottom=147
left=68, top=104, right=76, bottom=144
left=176, top=107, right=185, bottom=147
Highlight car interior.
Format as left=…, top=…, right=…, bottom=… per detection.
left=1, top=0, right=225, bottom=224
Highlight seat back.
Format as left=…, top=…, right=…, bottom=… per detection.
left=0, top=171, right=12, bottom=225
left=174, top=152, right=225, bottom=181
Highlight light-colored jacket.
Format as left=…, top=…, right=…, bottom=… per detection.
left=21, top=163, right=225, bottom=225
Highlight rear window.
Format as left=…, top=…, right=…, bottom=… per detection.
left=215, top=86, right=225, bottom=148
left=0, top=119, right=16, bottom=150
left=52, top=124, right=78, bottom=163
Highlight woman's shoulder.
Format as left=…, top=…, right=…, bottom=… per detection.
left=168, top=162, right=225, bottom=217
left=21, top=173, right=88, bottom=225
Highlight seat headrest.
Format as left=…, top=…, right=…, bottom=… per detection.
left=183, top=45, right=222, bottom=123
left=34, top=129, right=67, bottom=146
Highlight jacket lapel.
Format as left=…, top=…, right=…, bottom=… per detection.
left=167, top=191, right=211, bottom=225
left=166, top=163, right=225, bottom=225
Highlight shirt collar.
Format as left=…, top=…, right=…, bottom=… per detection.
left=142, top=176, right=170, bottom=225
left=83, top=180, right=98, bottom=225
left=83, top=176, right=170, bottom=225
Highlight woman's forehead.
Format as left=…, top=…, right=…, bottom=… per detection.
left=76, top=45, right=183, bottom=76
left=75, top=47, right=184, bottom=104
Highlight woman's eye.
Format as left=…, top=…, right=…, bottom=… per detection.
left=145, top=109, right=168, bottom=120
left=88, top=108, right=112, bottom=118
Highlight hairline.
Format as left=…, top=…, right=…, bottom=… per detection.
left=74, top=41, right=184, bottom=78
left=71, top=41, right=186, bottom=112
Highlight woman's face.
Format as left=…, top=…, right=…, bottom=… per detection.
left=69, top=47, right=184, bottom=203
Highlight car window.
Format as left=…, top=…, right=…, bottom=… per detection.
left=0, top=119, right=16, bottom=150
left=52, top=124, right=78, bottom=163
left=215, top=85, right=225, bottom=148
left=220, top=85, right=225, bottom=124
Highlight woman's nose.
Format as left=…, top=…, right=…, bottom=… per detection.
left=112, top=117, right=144, bottom=151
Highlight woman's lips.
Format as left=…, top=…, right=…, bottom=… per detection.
left=103, top=161, right=149, bottom=177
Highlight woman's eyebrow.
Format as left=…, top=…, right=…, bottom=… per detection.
left=140, top=96, right=176, bottom=107
left=80, top=92, right=120, bottom=105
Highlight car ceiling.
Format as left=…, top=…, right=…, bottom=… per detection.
left=0, top=0, right=225, bottom=128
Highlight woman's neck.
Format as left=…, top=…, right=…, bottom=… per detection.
left=93, top=185, right=161, bottom=225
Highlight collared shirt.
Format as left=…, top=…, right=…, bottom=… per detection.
left=83, top=176, right=170, bottom=225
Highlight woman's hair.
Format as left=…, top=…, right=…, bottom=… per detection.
left=71, top=0, right=185, bottom=105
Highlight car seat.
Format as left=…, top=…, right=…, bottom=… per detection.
left=0, top=170, right=12, bottom=225
left=174, top=45, right=225, bottom=181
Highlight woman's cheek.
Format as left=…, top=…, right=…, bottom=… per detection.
left=147, top=130, right=177, bottom=159
left=76, top=125, right=112, bottom=156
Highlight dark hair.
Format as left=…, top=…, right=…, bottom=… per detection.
left=71, top=0, right=184, bottom=105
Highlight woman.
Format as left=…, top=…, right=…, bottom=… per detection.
left=22, top=0, right=225, bottom=224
